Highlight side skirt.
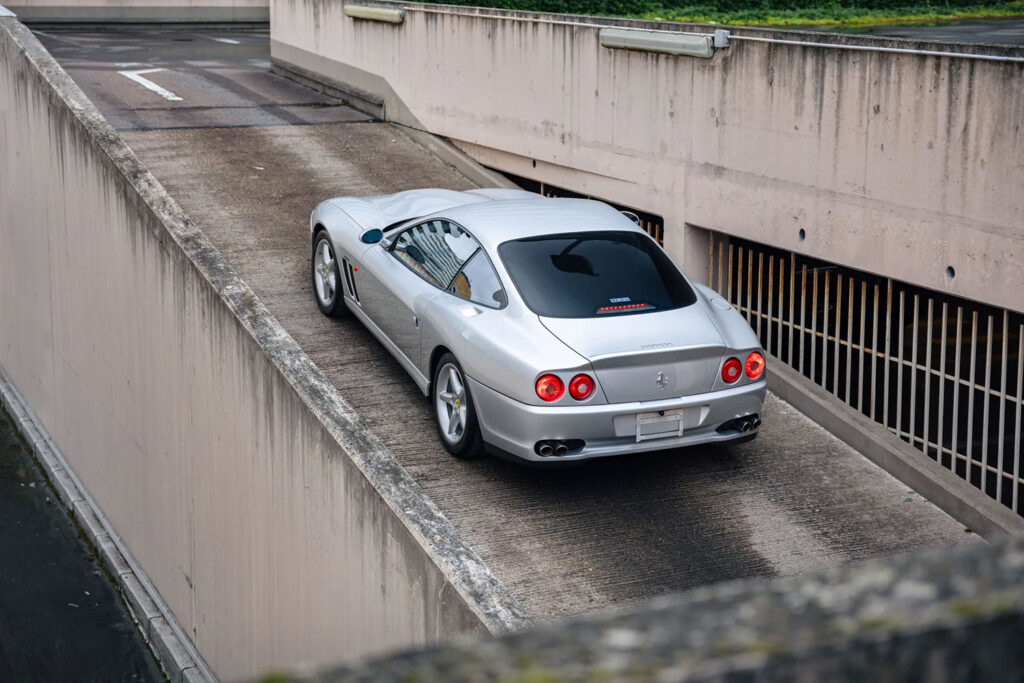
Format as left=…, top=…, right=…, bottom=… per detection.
left=347, top=301, right=430, bottom=395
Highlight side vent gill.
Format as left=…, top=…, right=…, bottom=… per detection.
left=342, top=258, right=359, bottom=302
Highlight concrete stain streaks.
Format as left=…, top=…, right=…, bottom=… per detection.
left=5, top=19, right=525, bottom=680
left=273, top=0, right=1024, bottom=312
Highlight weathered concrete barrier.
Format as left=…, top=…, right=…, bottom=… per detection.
left=270, top=0, right=1024, bottom=312
left=0, top=14, right=523, bottom=681
left=4, top=0, right=267, bottom=23
left=300, top=534, right=1024, bottom=681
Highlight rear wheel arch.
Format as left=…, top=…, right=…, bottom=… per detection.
left=427, top=345, right=453, bottom=397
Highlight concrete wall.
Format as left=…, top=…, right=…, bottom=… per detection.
left=270, top=1, right=1024, bottom=312
left=0, top=16, right=523, bottom=681
left=3, top=0, right=267, bottom=23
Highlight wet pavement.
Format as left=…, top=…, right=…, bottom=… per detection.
left=809, top=17, right=1024, bottom=46
left=35, top=28, right=978, bottom=624
left=28, top=27, right=364, bottom=131
left=0, top=404, right=164, bottom=682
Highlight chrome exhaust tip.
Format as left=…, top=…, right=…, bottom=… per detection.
left=751, top=417, right=762, bottom=429
left=554, top=443, right=569, bottom=456
left=537, top=442, right=554, bottom=456
left=740, top=421, right=752, bottom=432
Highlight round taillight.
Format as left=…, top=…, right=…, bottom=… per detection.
left=535, top=374, right=565, bottom=402
left=568, top=374, right=595, bottom=401
left=745, top=352, right=765, bottom=380
left=721, top=357, right=743, bottom=384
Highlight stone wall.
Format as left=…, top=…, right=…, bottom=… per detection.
left=305, top=535, right=1024, bottom=681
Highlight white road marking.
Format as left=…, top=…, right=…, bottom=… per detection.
left=31, top=30, right=83, bottom=45
left=203, top=35, right=240, bottom=44
left=117, top=68, right=183, bottom=102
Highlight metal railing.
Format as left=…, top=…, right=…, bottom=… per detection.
left=709, top=233, right=1024, bottom=515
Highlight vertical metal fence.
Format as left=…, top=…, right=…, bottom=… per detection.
left=709, top=233, right=1024, bottom=516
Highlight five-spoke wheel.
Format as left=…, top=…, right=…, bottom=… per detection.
left=312, top=233, right=348, bottom=317
left=432, top=353, right=483, bottom=458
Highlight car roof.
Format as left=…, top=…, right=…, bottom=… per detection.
left=433, top=197, right=645, bottom=251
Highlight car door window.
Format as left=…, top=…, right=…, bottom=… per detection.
left=449, top=250, right=507, bottom=309
left=392, top=220, right=478, bottom=288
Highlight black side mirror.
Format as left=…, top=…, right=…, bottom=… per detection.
left=361, top=228, right=384, bottom=244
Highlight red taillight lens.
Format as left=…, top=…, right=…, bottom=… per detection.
left=535, top=374, right=565, bottom=402
left=721, top=357, right=743, bottom=384
left=745, top=352, right=765, bottom=380
left=568, top=374, right=595, bottom=400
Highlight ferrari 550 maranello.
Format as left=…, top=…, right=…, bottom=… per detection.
left=310, top=188, right=766, bottom=462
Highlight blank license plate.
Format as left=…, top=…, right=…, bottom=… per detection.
left=635, top=408, right=685, bottom=442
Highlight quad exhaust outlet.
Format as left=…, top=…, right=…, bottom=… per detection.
left=717, top=414, right=762, bottom=435
left=535, top=439, right=585, bottom=457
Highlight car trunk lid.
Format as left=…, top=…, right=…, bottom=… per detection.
left=540, top=305, right=727, bottom=402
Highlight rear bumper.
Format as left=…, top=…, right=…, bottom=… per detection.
left=468, top=376, right=768, bottom=462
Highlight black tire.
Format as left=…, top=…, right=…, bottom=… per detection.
left=432, top=353, right=484, bottom=459
left=312, top=232, right=349, bottom=318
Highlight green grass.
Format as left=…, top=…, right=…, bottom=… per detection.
left=419, top=0, right=1024, bottom=27
left=642, top=1, right=1024, bottom=26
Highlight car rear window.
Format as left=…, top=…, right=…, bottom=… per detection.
left=497, top=231, right=697, bottom=318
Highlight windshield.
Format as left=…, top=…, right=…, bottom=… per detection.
left=497, top=231, right=697, bottom=318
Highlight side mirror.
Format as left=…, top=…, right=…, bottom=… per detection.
left=360, top=228, right=384, bottom=244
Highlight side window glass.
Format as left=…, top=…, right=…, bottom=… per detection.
left=449, top=250, right=507, bottom=309
left=393, top=220, right=478, bottom=288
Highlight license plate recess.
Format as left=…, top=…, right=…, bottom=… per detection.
left=635, top=408, right=685, bottom=442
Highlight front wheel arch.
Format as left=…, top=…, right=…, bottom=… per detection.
left=311, top=223, right=327, bottom=251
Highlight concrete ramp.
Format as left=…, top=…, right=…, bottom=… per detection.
left=45, top=25, right=975, bottom=621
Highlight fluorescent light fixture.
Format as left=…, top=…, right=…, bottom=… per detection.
left=344, top=4, right=405, bottom=24
left=600, top=28, right=714, bottom=58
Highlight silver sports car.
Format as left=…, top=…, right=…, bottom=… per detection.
left=310, top=188, right=766, bottom=462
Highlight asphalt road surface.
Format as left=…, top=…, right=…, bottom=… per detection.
left=38, top=28, right=978, bottom=623
left=811, top=17, right=1024, bottom=46
left=0, top=405, right=163, bottom=682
